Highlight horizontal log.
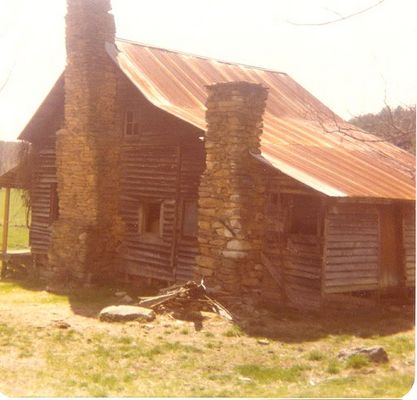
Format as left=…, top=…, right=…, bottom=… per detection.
left=325, top=270, right=378, bottom=280
left=326, top=255, right=378, bottom=265
left=285, top=282, right=321, bottom=296
left=285, top=268, right=320, bottom=280
left=287, top=241, right=321, bottom=250
left=124, top=263, right=174, bottom=281
left=286, top=255, right=322, bottom=267
left=288, top=235, right=321, bottom=245
left=285, top=262, right=321, bottom=274
left=285, top=274, right=321, bottom=289
left=327, top=234, right=378, bottom=242
left=326, top=241, right=379, bottom=249
left=323, top=283, right=379, bottom=294
left=324, top=263, right=378, bottom=272
left=325, top=277, right=378, bottom=287
left=326, top=248, right=377, bottom=257
left=327, top=228, right=378, bottom=236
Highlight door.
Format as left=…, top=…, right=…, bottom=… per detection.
left=379, top=205, right=403, bottom=289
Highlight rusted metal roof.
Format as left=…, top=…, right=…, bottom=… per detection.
left=0, top=165, right=25, bottom=189
left=107, top=39, right=415, bottom=200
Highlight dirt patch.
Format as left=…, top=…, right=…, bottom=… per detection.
left=0, top=280, right=414, bottom=397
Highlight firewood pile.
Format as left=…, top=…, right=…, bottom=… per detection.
left=137, top=281, right=234, bottom=321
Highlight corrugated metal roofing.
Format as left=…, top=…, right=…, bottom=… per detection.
left=107, top=39, right=415, bottom=200
left=0, top=165, right=25, bottom=189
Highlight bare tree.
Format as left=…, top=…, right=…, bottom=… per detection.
left=287, top=0, right=385, bottom=26
left=0, top=68, right=12, bottom=94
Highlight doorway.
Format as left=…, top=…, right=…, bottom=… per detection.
left=379, top=205, right=403, bottom=290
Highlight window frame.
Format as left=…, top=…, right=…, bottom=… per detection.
left=181, top=199, right=198, bottom=239
left=284, top=194, right=321, bottom=236
left=49, top=183, right=59, bottom=224
left=124, top=109, right=141, bottom=136
left=138, top=201, right=164, bottom=238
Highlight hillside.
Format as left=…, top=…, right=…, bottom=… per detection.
left=349, top=105, right=416, bottom=153
left=0, top=140, right=20, bottom=176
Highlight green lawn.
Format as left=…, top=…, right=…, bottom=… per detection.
left=0, top=281, right=414, bottom=397
left=0, top=189, right=30, bottom=250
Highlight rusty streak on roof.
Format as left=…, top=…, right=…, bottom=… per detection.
left=19, top=38, right=415, bottom=200
left=108, top=39, right=415, bottom=200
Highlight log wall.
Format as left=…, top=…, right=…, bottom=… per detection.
left=403, top=206, right=415, bottom=287
left=117, top=74, right=204, bottom=282
left=323, top=205, right=380, bottom=294
left=119, top=141, right=204, bottom=282
left=261, top=173, right=323, bottom=309
left=284, top=235, right=322, bottom=309
left=30, top=141, right=57, bottom=255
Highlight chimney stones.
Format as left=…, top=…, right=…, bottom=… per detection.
left=197, top=81, right=269, bottom=293
left=48, top=0, right=122, bottom=281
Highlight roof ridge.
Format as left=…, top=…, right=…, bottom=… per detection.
left=115, top=37, right=288, bottom=76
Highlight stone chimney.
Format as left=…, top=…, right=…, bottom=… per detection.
left=197, top=81, right=269, bottom=293
left=48, top=0, right=122, bottom=282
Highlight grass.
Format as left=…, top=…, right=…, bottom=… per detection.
left=0, top=281, right=414, bottom=397
left=346, top=354, right=370, bottom=369
left=326, top=359, right=341, bottom=374
left=223, top=324, right=244, bottom=337
left=235, top=363, right=307, bottom=383
left=0, top=189, right=30, bottom=250
left=307, top=349, right=325, bottom=361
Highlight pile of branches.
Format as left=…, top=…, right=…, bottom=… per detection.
left=137, top=281, right=233, bottom=321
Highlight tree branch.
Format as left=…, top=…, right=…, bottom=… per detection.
left=287, top=0, right=385, bottom=26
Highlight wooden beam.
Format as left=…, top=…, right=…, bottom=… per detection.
left=2, top=188, right=11, bottom=255
left=170, top=146, right=182, bottom=277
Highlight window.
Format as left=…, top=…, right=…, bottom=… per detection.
left=266, top=192, right=280, bottom=214
left=138, top=202, right=163, bottom=236
left=124, top=110, right=141, bottom=136
left=49, top=183, right=59, bottom=223
left=182, top=200, right=198, bottom=237
left=283, top=195, right=321, bottom=235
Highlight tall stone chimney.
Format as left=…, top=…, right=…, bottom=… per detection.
left=197, top=82, right=269, bottom=293
left=48, top=0, right=122, bottom=281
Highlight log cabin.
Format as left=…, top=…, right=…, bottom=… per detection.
left=9, top=0, right=416, bottom=310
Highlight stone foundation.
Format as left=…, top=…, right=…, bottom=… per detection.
left=48, top=0, right=123, bottom=281
left=196, top=81, right=269, bottom=293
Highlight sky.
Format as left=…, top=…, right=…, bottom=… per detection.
left=0, top=0, right=415, bottom=141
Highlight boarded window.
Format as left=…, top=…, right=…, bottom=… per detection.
left=138, top=202, right=163, bottom=236
left=49, top=183, right=59, bottom=223
left=124, top=110, right=141, bottom=136
left=283, top=195, right=321, bottom=235
left=182, top=200, right=198, bottom=237
left=266, top=192, right=280, bottom=214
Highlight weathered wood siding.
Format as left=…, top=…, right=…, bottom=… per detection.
left=176, top=145, right=205, bottom=282
left=323, top=205, right=380, bottom=293
left=119, top=141, right=204, bottom=282
left=284, top=235, right=322, bottom=309
left=30, top=142, right=57, bottom=255
left=403, top=206, right=415, bottom=287
left=117, top=73, right=204, bottom=282
left=120, top=144, right=178, bottom=281
left=261, top=173, right=323, bottom=309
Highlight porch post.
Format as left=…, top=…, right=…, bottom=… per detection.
left=1, top=187, right=11, bottom=255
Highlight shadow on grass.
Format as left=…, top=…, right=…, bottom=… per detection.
left=230, top=302, right=415, bottom=343
left=3, top=277, right=415, bottom=344
left=0, top=277, right=158, bottom=319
